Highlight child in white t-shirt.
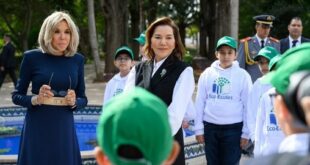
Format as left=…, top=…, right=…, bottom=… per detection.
left=253, top=54, right=285, bottom=157
left=103, top=46, right=134, bottom=105
left=195, top=36, right=252, bottom=165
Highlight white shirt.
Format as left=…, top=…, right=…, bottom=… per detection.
left=103, top=73, right=128, bottom=105
left=124, top=58, right=195, bottom=136
left=278, top=133, right=309, bottom=156
left=247, top=77, right=272, bottom=141
left=254, top=88, right=285, bottom=157
left=194, top=60, right=252, bottom=138
left=289, top=35, right=301, bottom=48
left=256, top=34, right=267, bottom=47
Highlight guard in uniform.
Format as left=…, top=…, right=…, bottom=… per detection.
left=238, top=15, right=280, bottom=82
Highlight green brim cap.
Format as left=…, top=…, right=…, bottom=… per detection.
left=263, top=43, right=310, bottom=95
left=268, top=54, right=282, bottom=71
left=97, top=87, right=173, bottom=165
left=254, top=46, right=279, bottom=61
left=134, top=31, right=146, bottom=45
left=114, top=46, right=134, bottom=60
left=216, top=36, right=237, bottom=50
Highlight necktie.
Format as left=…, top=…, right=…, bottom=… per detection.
left=292, top=40, right=298, bottom=47
left=261, top=40, right=264, bottom=48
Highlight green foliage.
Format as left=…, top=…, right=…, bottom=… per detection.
left=183, top=51, right=193, bottom=65
left=239, top=0, right=310, bottom=39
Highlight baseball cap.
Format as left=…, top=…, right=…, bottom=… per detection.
left=114, top=46, right=134, bottom=60
left=134, top=31, right=146, bottom=45
left=254, top=46, right=279, bottom=61
left=268, top=54, right=282, bottom=71
left=216, top=36, right=237, bottom=50
left=97, top=87, right=173, bottom=165
left=263, top=43, right=310, bottom=95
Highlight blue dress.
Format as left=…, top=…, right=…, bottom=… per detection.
left=12, top=49, right=88, bottom=165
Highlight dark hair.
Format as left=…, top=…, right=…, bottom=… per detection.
left=290, top=17, right=302, bottom=25
left=144, top=17, right=185, bottom=60
left=117, top=145, right=143, bottom=159
left=283, top=71, right=310, bottom=125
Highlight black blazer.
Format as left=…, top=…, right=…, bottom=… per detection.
left=280, top=36, right=310, bottom=54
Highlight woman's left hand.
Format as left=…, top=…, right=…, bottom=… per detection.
left=65, top=89, right=76, bottom=106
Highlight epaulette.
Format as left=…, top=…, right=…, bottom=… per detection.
left=240, top=37, right=252, bottom=43
left=269, top=37, right=279, bottom=43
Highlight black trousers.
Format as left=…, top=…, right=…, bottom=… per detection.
left=0, top=67, right=17, bottom=88
left=173, top=127, right=185, bottom=165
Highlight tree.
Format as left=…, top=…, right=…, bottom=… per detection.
left=129, top=0, right=141, bottom=60
left=100, top=0, right=129, bottom=81
left=87, top=0, right=104, bottom=82
left=158, top=0, right=199, bottom=46
left=199, top=0, right=237, bottom=61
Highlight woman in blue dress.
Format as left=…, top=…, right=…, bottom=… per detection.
left=12, top=11, right=87, bottom=165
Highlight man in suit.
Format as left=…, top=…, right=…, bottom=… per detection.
left=238, top=15, right=280, bottom=83
left=0, top=34, right=17, bottom=88
left=280, top=17, right=310, bottom=54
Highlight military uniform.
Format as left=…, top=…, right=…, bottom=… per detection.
left=238, top=36, right=280, bottom=82
left=237, top=15, right=280, bottom=82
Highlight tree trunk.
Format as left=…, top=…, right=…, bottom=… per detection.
left=199, top=0, right=208, bottom=58
left=87, top=0, right=104, bottom=82
left=178, top=21, right=186, bottom=47
left=230, top=0, right=239, bottom=40
left=101, top=0, right=129, bottom=81
left=129, top=0, right=141, bottom=60
left=146, top=0, right=157, bottom=25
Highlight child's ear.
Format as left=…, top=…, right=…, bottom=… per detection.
left=162, top=141, right=180, bottom=165
left=215, top=51, right=219, bottom=59
left=94, top=147, right=111, bottom=165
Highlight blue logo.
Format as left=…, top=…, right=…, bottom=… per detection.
left=212, top=77, right=230, bottom=94
left=269, top=109, right=277, bottom=125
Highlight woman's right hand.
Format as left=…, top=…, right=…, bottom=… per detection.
left=196, top=135, right=205, bottom=144
left=34, top=85, right=53, bottom=105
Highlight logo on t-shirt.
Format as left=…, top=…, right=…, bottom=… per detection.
left=212, top=77, right=230, bottom=94
left=113, top=88, right=123, bottom=96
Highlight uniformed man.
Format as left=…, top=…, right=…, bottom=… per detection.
left=238, top=15, right=280, bottom=83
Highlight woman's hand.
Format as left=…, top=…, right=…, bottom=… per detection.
left=65, top=89, right=76, bottom=106
left=36, top=85, right=53, bottom=104
left=196, top=135, right=205, bottom=144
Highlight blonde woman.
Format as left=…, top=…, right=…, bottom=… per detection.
left=12, top=11, right=87, bottom=165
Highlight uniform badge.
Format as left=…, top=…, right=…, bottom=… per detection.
left=267, top=16, right=272, bottom=21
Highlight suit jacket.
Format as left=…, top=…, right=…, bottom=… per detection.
left=0, top=42, right=16, bottom=68
left=280, top=36, right=310, bottom=54
left=237, top=36, right=280, bottom=83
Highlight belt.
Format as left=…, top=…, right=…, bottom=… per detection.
left=42, top=97, right=69, bottom=106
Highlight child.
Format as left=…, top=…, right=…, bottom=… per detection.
left=195, top=36, right=252, bottom=165
left=103, top=46, right=134, bottom=105
left=95, top=87, right=180, bottom=165
left=253, top=54, right=285, bottom=156
left=133, top=31, right=148, bottom=61
left=247, top=46, right=279, bottom=142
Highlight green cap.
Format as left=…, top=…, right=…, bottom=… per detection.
left=134, top=31, right=146, bottom=45
left=268, top=54, right=282, bottom=71
left=216, top=36, right=237, bottom=50
left=97, top=87, right=173, bottom=165
left=114, top=46, right=134, bottom=60
left=254, top=46, right=279, bottom=61
left=263, top=43, right=310, bottom=95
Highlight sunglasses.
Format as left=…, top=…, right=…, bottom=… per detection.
left=48, top=72, right=72, bottom=97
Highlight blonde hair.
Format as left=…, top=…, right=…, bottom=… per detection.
left=38, top=11, right=79, bottom=57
